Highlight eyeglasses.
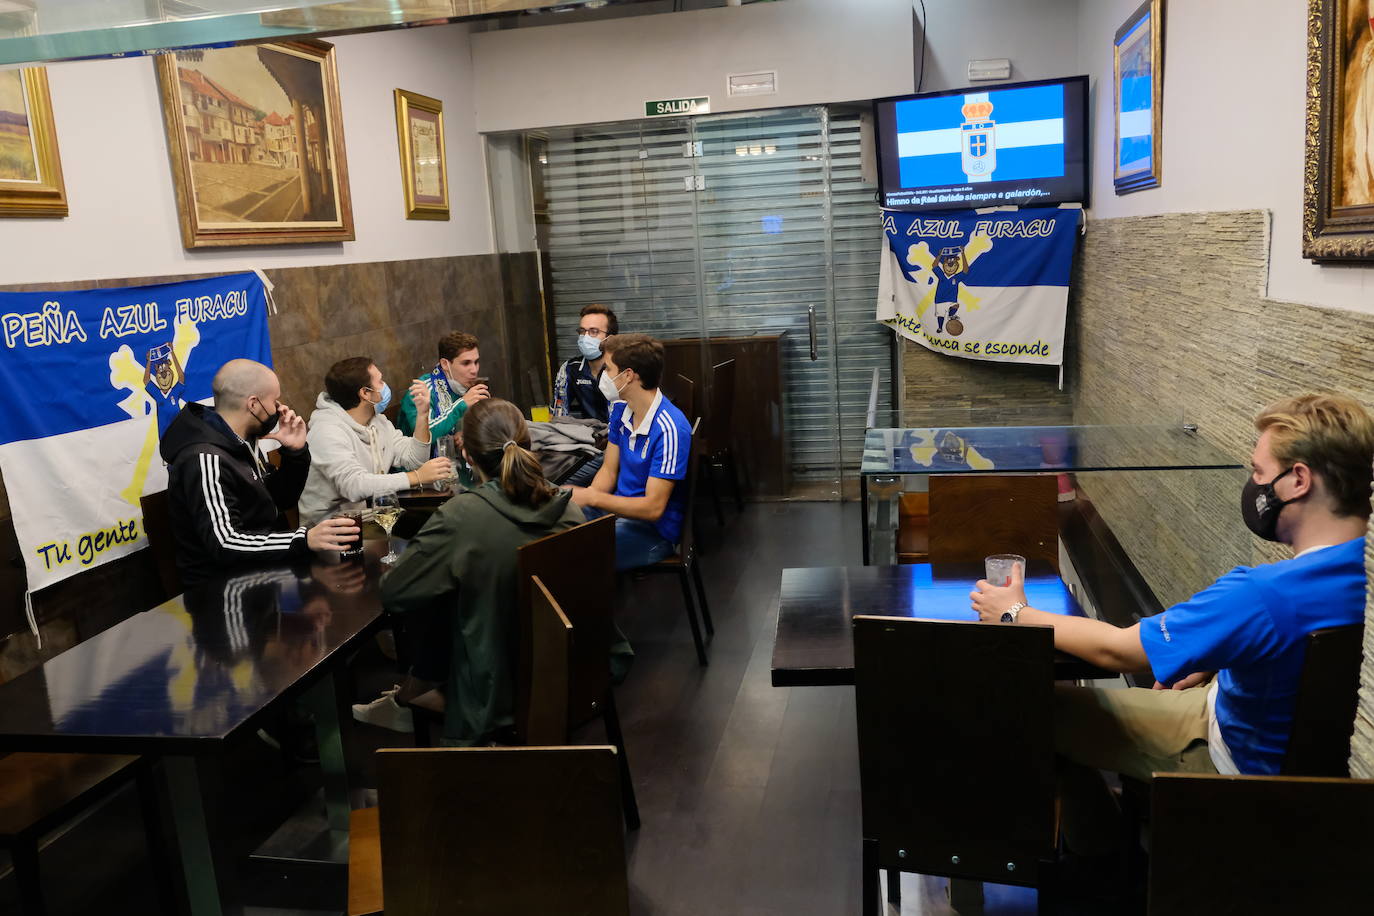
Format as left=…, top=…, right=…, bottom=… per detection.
left=577, top=327, right=609, bottom=338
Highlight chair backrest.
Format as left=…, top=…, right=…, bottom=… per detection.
left=1148, top=773, right=1374, bottom=916
left=376, top=745, right=630, bottom=916
left=1283, top=623, right=1364, bottom=777
left=706, top=358, right=736, bottom=451
left=853, top=615, right=1056, bottom=885
left=677, top=417, right=703, bottom=558
left=927, top=474, right=1059, bottom=569
left=516, top=514, right=616, bottom=735
left=670, top=372, right=696, bottom=421
left=139, top=489, right=182, bottom=601
left=523, top=575, right=572, bottom=745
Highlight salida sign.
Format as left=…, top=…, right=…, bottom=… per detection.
left=644, top=96, right=710, bottom=118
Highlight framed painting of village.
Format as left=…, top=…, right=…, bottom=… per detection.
left=1304, top=0, right=1374, bottom=260
left=155, top=40, right=355, bottom=248
left=394, top=88, right=449, bottom=220
left=0, top=67, right=68, bottom=218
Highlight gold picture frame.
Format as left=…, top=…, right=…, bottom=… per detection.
left=1304, top=0, right=1374, bottom=260
left=0, top=67, right=68, bottom=218
left=155, top=40, right=355, bottom=248
left=394, top=88, right=449, bottom=220
left=1112, top=0, right=1164, bottom=194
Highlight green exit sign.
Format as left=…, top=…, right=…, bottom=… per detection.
left=644, top=96, right=711, bottom=118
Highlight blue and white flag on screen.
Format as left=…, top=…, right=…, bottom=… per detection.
left=896, top=84, right=1065, bottom=188
left=0, top=273, right=272, bottom=593
left=876, top=206, right=1082, bottom=366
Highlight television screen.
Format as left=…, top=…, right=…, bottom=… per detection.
left=874, top=75, right=1089, bottom=212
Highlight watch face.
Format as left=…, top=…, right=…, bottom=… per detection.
left=1000, top=612, right=1013, bottom=623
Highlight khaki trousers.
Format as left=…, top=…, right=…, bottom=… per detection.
left=1054, top=683, right=1218, bottom=855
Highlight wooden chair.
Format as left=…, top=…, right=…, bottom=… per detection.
left=1147, top=773, right=1374, bottom=915
left=638, top=417, right=713, bottom=667
left=927, top=474, right=1059, bottom=569
left=517, top=515, right=640, bottom=829
left=699, top=358, right=743, bottom=525
left=348, top=746, right=630, bottom=916
left=0, top=753, right=170, bottom=916
left=853, top=615, right=1057, bottom=915
left=139, top=490, right=182, bottom=603
left=666, top=372, right=695, bottom=423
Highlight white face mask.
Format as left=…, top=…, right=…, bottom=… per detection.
left=599, top=369, right=626, bottom=402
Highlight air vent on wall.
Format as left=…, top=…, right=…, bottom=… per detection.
left=728, top=70, right=778, bottom=97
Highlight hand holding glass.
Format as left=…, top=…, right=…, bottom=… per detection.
left=984, top=553, right=1026, bottom=587
left=434, top=436, right=460, bottom=491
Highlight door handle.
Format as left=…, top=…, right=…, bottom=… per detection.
left=808, top=305, right=818, bottom=361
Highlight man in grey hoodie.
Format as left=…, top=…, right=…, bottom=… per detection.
left=298, top=356, right=452, bottom=524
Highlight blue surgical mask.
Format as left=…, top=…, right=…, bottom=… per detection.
left=370, top=383, right=392, bottom=413
left=577, top=334, right=603, bottom=360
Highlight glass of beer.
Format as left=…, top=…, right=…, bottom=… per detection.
left=335, top=500, right=366, bottom=560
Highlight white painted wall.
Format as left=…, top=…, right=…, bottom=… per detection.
left=1080, top=0, right=1374, bottom=313
left=469, top=0, right=914, bottom=133
left=913, top=0, right=1081, bottom=93
left=0, top=23, right=491, bottom=287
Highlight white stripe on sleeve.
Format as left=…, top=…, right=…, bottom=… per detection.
left=199, top=453, right=302, bottom=553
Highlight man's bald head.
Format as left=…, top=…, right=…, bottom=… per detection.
left=212, top=359, right=279, bottom=412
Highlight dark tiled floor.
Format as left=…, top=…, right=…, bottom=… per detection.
left=3, top=501, right=1079, bottom=915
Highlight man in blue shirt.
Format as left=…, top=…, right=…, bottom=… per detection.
left=570, top=333, right=692, bottom=570
left=971, top=393, right=1374, bottom=857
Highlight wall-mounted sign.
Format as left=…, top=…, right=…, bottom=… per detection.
left=645, top=96, right=710, bottom=118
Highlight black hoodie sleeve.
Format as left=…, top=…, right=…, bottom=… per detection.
left=177, top=450, right=310, bottom=568
left=265, top=443, right=310, bottom=514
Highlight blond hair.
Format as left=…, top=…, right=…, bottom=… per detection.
left=1255, top=393, right=1374, bottom=517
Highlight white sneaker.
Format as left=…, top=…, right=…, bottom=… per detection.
left=351, top=685, right=415, bottom=733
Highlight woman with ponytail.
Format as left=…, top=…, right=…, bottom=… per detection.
left=366, top=398, right=584, bottom=745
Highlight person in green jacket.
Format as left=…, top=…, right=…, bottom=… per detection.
left=363, top=397, right=584, bottom=745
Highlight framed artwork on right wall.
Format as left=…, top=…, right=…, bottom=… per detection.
left=1304, top=0, right=1374, bottom=261
left=1113, top=0, right=1164, bottom=195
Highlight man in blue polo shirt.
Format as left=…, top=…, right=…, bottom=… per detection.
left=970, top=393, right=1374, bottom=857
left=570, top=332, right=691, bottom=570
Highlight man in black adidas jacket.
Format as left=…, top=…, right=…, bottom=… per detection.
left=161, top=359, right=357, bottom=588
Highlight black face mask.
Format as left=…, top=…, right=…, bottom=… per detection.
left=1240, top=467, right=1296, bottom=542
left=248, top=399, right=279, bottom=437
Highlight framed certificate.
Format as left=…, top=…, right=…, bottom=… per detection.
left=394, top=89, right=449, bottom=221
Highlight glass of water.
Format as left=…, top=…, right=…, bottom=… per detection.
left=373, top=493, right=405, bottom=565
left=984, top=553, right=1026, bottom=587
left=434, top=436, right=459, bottom=491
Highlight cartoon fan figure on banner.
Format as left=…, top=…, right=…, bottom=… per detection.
left=934, top=245, right=969, bottom=335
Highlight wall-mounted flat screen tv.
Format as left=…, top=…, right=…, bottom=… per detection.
left=874, top=75, right=1089, bottom=212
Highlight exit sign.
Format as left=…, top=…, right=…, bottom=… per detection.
left=644, top=96, right=710, bottom=118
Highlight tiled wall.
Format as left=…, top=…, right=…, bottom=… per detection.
left=0, top=252, right=547, bottom=674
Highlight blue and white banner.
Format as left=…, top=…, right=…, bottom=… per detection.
left=876, top=206, right=1081, bottom=366
left=0, top=272, right=272, bottom=592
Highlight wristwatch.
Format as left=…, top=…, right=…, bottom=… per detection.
left=1000, top=602, right=1027, bottom=624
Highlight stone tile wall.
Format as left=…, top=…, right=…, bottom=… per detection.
left=0, top=252, right=548, bottom=667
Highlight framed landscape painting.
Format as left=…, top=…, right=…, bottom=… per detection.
left=0, top=67, right=68, bottom=218
left=394, top=88, right=449, bottom=220
left=1113, top=0, right=1164, bottom=194
left=1304, top=0, right=1374, bottom=260
left=155, top=40, right=355, bottom=248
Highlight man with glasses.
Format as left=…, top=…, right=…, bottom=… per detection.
left=553, top=304, right=619, bottom=423
left=160, top=358, right=359, bottom=588
left=298, top=357, right=452, bottom=524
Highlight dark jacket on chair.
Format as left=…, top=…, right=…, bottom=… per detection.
left=161, top=402, right=312, bottom=588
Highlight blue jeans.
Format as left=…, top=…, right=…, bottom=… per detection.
left=582, top=507, right=674, bottom=571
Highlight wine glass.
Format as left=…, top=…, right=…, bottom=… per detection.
left=372, top=494, right=405, bottom=565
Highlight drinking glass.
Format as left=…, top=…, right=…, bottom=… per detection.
left=984, top=553, right=1026, bottom=587
left=334, top=500, right=366, bottom=561
left=530, top=404, right=552, bottom=423
left=373, top=494, right=405, bottom=565
left=434, top=436, right=460, bottom=491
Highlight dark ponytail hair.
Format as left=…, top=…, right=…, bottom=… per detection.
left=462, top=398, right=557, bottom=508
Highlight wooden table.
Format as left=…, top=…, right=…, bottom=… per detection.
left=770, top=561, right=1113, bottom=687
left=0, top=546, right=389, bottom=916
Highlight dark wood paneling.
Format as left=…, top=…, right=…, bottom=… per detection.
left=928, top=474, right=1059, bottom=569
left=660, top=334, right=788, bottom=498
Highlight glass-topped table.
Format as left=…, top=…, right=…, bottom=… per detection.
left=860, top=424, right=1245, bottom=566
